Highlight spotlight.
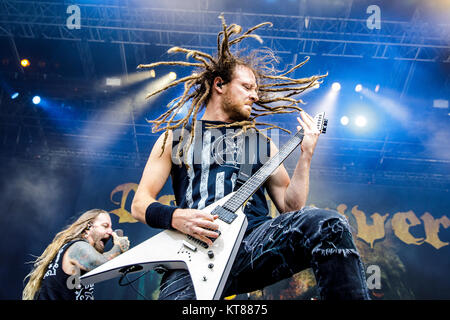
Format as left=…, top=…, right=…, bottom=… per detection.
left=304, top=17, right=310, bottom=29
left=340, top=116, right=349, bottom=126
left=331, top=82, right=341, bottom=92
left=355, top=84, right=362, bottom=92
left=355, top=115, right=367, bottom=127
left=106, top=77, right=121, bottom=86
left=20, top=59, right=30, bottom=67
left=169, top=72, right=177, bottom=81
left=433, top=99, right=448, bottom=109
left=374, top=84, right=380, bottom=93
left=32, top=96, right=41, bottom=105
left=11, top=92, right=19, bottom=99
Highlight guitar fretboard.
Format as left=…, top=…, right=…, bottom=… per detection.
left=222, top=129, right=305, bottom=213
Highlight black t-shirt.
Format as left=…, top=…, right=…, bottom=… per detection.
left=171, top=120, right=272, bottom=233
left=37, top=240, right=94, bottom=300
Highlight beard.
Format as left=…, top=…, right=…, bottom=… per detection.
left=222, top=94, right=252, bottom=122
left=90, top=231, right=108, bottom=253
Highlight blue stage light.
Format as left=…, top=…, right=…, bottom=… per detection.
left=32, top=96, right=41, bottom=105
left=355, top=115, right=367, bottom=127
left=355, top=84, right=363, bottom=92
left=11, top=92, right=19, bottom=99
left=168, top=72, right=177, bottom=81
left=331, top=82, right=341, bottom=92
left=340, top=116, right=349, bottom=126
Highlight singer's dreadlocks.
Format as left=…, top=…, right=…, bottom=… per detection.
left=137, top=14, right=326, bottom=159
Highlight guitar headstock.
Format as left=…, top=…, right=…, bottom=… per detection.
left=314, top=112, right=328, bottom=134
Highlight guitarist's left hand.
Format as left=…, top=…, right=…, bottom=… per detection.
left=296, top=111, right=321, bottom=158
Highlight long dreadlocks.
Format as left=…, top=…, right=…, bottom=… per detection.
left=137, top=14, right=327, bottom=159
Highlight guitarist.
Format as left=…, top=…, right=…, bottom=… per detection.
left=131, top=18, right=370, bottom=300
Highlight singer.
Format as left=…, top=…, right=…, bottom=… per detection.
left=22, top=209, right=130, bottom=300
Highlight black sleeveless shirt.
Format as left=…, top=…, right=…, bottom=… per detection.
left=37, top=240, right=94, bottom=300
left=170, top=120, right=272, bottom=233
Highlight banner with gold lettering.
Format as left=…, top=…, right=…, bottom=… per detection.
left=1, top=159, right=448, bottom=299
left=86, top=168, right=450, bottom=300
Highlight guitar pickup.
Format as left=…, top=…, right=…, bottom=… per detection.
left=211, top=206, right=237, bottom=224
left=207, top=229, right=221, bottom=243
left=202, top=230, right=222, bottom=249
left=186, top=229, right=221, bottom=249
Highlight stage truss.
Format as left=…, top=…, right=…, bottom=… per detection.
left=0, top=0, right=449, bottom=188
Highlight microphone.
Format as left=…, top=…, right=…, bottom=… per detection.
left=114, top=229, right=124, bottom=237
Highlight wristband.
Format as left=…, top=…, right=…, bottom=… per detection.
left=145, top=202, right=178, bottom=230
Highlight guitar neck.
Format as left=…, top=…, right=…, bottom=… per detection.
left=222, top=129, right=305, bottom=213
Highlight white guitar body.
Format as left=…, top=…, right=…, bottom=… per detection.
left=80, top=192, right=248, bottom=300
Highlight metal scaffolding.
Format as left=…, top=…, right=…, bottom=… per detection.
left=0, top=0, right=448, bottom=62
left=1, top=0, right=449, bottom=188
left=1, top=88, right=449, bottom=189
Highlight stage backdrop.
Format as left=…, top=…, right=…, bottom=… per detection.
left=0, top=157, right=449, bottom=300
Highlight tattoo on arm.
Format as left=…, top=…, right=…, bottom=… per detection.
left=103, top=245, right=122, bottom=261
left=67, top=241, right=122, bottom=272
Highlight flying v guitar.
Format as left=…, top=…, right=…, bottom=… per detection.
left=80, top=112, right=328, bottom=300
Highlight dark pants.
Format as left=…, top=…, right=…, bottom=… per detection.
left=158, top=207, right=370, bottom=300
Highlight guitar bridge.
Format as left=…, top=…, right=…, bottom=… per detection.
left=212, top=206, right=237, bottom=224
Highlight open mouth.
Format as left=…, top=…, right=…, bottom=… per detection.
left=100, top=237, right=110, bottom=248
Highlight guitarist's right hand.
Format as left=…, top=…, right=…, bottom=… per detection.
left=172, top=208, right=219, bottom=247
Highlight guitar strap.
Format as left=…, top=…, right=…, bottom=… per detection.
left=233, top=134, right=255, bottom=191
